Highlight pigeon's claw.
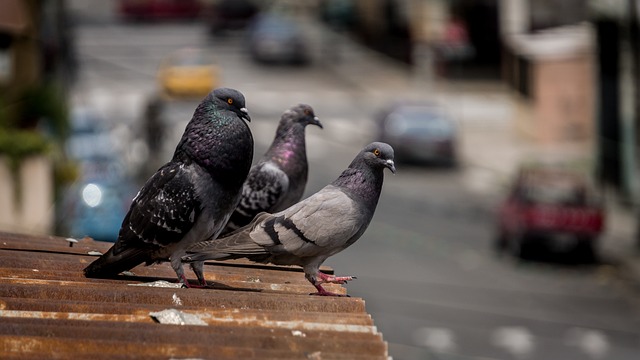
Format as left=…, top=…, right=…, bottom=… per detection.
left=179, top=274, right=206, bottom=289
left=190, top=262, right=208, bottom=288
left=187, top=282, right=207, bottom=289
left=316, top=271, right=356, bottom=284
left=178, top=274, right=190, bottom=288
left=310, top=284, right=351, bottom=297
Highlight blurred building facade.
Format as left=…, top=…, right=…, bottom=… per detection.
left=501, top=0, right=594, bottom=145
left=0, top=0, right=73, bottom=234
left=590, top=1, right=639, bottom=199
left=0, top=0, right=40, bottom=107
left=336, top=0, right=640, bottom=241
left=344, top=0, right=594, bottom=142
left=0, top=0, right=74, bottom=116
left=343, top=0, right=501, bottom=76
left=589, top=0, right=640, bottom=246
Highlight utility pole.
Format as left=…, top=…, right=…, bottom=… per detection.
left=628, top=0, right=640, bottom=249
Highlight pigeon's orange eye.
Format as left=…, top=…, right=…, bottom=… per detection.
left=373, top=149, right=381, bottom=156
left=304, top=109, right=311, bottom=116
left=227, top=98, right=233, bottom=105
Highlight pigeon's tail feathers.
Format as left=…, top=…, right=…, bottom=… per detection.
left=182, top=251, right=232, bottom=263
left=83, top=245, right=152, bottom=278
left=184, top=230, right=267, bottom=262
left=184, top=213, right=271, bottom=263
left=218, top=211, right=250, bottom=237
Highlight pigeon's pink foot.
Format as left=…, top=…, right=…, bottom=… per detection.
left=180, top=274, right=206, bottom=289
left=188, top=282, right=207, bottom=289
left=310, top=284, right=350, bottom=297
left=316, top=271, right=356, bottom=284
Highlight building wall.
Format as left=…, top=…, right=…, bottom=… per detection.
left=0, top=156, right=53, bottom=234
left=533, top=55, right=594, bottom=143
left=0, top=0, right=42, bottom=123
left=501, top=0, right=595, bottom=146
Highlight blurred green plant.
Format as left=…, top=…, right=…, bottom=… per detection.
left=0, top=128, right=51, bottom=167
left=18, top=82, right=70, bottom=141
left=0, top=127, right=52, bottom=205
left=0, top=82, right=74, bottom=205
left=0, top=82, right=69, bottom=167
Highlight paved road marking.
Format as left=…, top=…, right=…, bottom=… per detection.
left=413, top=327, right=457, bottom=353
left=491, top=326, right=535, bottom=359
left=565, top=327, right=610, bottom=358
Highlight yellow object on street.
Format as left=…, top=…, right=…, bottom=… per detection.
left=157, top=48, right=219, bottom=98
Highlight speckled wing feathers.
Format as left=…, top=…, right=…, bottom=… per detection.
left=115, top=162, right=200, bottom=253
left=225, top=162, right=288, bottom=230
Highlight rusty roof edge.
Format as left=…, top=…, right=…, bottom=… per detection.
left=0, top=230, right=389, bottom=358
left=0, top=309, right=379, bottom=334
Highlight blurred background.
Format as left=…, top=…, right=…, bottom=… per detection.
left=1, top=0, right=640, bottom=359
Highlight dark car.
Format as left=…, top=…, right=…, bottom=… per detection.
left=247, top=14, right=310, bottom=65
left=376, top=103, right=457, bottom=166
left=205, top=0, right=259, bottom=35
left=495, top=166, right=605, bottom=261
left=118, top=0, right=202, bottom=21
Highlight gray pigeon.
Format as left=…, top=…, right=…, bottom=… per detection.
left=184, top=142, right=396, bottom=296
left=221, top=104, right=322, bottom=235
left=84, top=88, right=254, bottom=287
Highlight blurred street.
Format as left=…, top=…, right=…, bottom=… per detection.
left=64, top=2, right=640, bottom=360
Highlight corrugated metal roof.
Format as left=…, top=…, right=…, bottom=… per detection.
left=0, top=232, right=388, bottom=359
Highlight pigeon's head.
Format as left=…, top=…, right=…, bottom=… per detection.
left=212, top=87, right=251, bottom=122
left=361, top=142, right=396, bottom=174
left=283, top=104, right=323, bottom=129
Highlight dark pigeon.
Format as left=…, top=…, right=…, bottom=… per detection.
left=184, top=142, right=396, bottom=296
left=83, top=88, right=254, bottom=287
left=221, top=104, right=322, bottom=235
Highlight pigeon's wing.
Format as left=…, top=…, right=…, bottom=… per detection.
left=114, top=162, right=200, bottom=254
left=226, top=162, right=289, bottom=229
left=251, top=185, right=362, bottom=257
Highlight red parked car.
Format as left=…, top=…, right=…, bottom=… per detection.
left=495, top=166, right=605, bottom=261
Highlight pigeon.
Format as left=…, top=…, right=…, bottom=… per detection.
left=221, top=104, right=322, bottom=235
left=183, top=142, right=396, bottom=296
left=83, top=87, right=254, bottom=287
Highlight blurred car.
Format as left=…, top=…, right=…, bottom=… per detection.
left=495, top=166, right=605, bottom=261
left=59, top=107, right=136, bottom=242
left=247, top=14, right=310, bottom=65
left=157, top=48, right=219, bottom=98
left=204, top=0, right=259, bottom=35
left=119, top=0, right=202, bottom=21
left=376, top=103, right=457, bottom=166
left=65, top=107, right=118, bottom=163
left=59, top=181, right=135, bottom=242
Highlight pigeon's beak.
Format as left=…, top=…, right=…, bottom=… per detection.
left=240, top=108, right=251, bottom=122
left=385, top=160, right=396, bottom=174
left=311, top=116, right=323, bottom=129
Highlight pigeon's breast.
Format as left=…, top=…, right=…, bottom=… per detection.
left=191, top=166, right=242, bottom=239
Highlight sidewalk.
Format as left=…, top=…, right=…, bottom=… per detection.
left=320, top=24, right=640, bottom=281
